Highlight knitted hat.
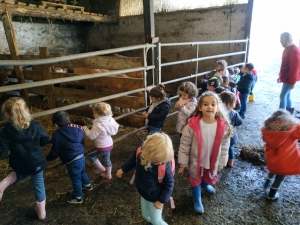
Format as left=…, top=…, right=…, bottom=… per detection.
left=207, top=76, right=221, bottom=88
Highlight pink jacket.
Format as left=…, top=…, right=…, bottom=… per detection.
left=178, top=116, right=230, bottom=184
left=84, top=117, right=119, bottom=149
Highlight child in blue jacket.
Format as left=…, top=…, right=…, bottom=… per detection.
left=236, top=63, right=254, bottom=119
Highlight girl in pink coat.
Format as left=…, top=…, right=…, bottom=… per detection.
left=84, top=102, right=119, bottom=180
left=178, top=91, right=232, bottom=213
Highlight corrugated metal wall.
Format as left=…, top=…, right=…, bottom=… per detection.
left=120, top=0, right=248, bottom=16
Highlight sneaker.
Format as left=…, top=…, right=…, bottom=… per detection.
left=83, top=184, right=93, bottom=191
left=267, top=192, right=279, bottom=200
left=68, top=196, right=83, bottom=204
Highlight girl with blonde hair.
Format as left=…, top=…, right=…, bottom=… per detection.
left=178, top=91, right=232, bottom=213
left=0, top=97, right=50, bottom=220
left=116, top=133, right=174, bottom=225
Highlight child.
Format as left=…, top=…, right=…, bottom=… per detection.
left=214, top=60, right=229, bottom=77
left=262, top=110, right=300, bottom=200
left=236, top=63, right=254, bottom=119
left=142, top=84, right=170, bottom=134
left=178, top=91, right=232, bottom=213
left=116, top=133, right=174, bottom=225
left=46, top=110, right=93, bottom=204
left=249, top=67, right=258, bottom=102
left=84, top=102, right=119, bottom=180
left=221, top=76, right=235, bottom=93
left=0, top=97, right=49, bottom=220
left=228, top=67, right=239, bottom=85
left=220, top=92, right=243, bottom=167
left=207, top=76, right=225, bottom=94
left=175, top=81, right=198, bottom=135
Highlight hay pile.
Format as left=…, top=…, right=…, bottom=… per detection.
left=239, top=146, right=265, bottom=165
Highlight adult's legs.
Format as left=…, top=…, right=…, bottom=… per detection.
left=279, top=83, right=292, bottom=110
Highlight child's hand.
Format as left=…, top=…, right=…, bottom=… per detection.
left=154, top=201, right=163, bottom=210
left=178, top=167, right=188, bottom=174
left=116, top=169, right=124, bottom=178
left=175, top=101, right=183, bottom=109
left=142, top=111, right=148, bottom=118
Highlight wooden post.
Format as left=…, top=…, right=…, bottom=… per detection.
left=39, top=47, right=56, bottom=109
left=244, top=0, right=254, bottom=63
left=2, top=9, right=29, bottom=103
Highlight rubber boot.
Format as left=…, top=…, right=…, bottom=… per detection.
left=267, top=187, right=279, bottom=200
left=201, top=181, right=216, bottom=195
left=0, top=172, right=17, bottom=201
left=191, top=186, right=204, bottom=213
left=248, top=94, right=254, bottom=102
left=92, top=159, right=106, bottom=175
left=35, top=199, right=46, bottom=220
left=100, top=166, right=112, bottom=180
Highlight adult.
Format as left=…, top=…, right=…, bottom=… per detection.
left=278, top=32, right=300, bottom=113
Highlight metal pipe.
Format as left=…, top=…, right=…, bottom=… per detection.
left=114, top=108, right=145, bottom=121
left=161, top=51, right=246, bottom=67
left=0, top=44, right=156, bottom=66
left=142, top=48, right=148, bottom=111
left=244, top=38, right=249, bottom=63
left=113, top=125, right=148, bottom=143
left=0, top=66, right=155, bottom=93
left=195, top=44, right=199, bottom=87
left=166, top=111, right=178, bottom=117
left=157, top=42, right=162, bottom=84
left=161, top=39, right=248, bottom=47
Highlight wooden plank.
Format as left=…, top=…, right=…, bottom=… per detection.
left=2, top=9, right=29, bottom=104
left=4, top=0, right=16, bottom=5
left=39, top=47, right=56, bottom=109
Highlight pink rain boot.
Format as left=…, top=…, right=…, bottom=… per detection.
left=35, top=198, right=46, bottom=220
left=0, top=172, right=17, bottom=201
left=100, top=167, right=112, bottom=180
left=92, top=159, right=106, bottom=175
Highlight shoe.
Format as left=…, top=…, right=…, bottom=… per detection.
left=35, top=199, right=46, bottom=220
left=68, top=196, right=83, bottom=204
left=100, top=166, right=112, bottom=180
left=191, top=186, right=204, bottom=213
left=83, top=184, right=93, bottom=191
left=227, top=159, right=233, bottom=167
left=201, top=181, right=216, bottom=195
left=238, top=112, right=245, bottom=119
left=267, top=192, right=279, bottom=200
left=286, top=107, right=295, bottom=115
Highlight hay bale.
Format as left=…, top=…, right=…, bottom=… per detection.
left=240, top=146, right=265, bottom=165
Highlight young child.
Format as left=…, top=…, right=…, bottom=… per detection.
left=236, top=63, right=254, bottom=119
left=84, top=102, right=119, bottom=180
left=142, top=84, right=170, bottom=134
left=178, top=91, right=232, bottom=213
left=214, top=60, right=229, bottom=77
left=207, top=76, right=225, bottom=94
left=220, top=92, right=243, bottom=167
left=262, top=110, right=300, bottom=200
left=46, top=110, right=93, bottom=204
left=249, top=67, right=258, bottom=102
left=221, top=76, right=235, bottom=93
left=116, top=133, right=174, bottom=225
left=0, top=97, right=50, bottom=220
left=175, top=81, right=198, bottom=135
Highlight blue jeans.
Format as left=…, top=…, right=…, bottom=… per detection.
left=148, top=126, right=161, bottom=135
left=86, top=148, right=112, bottom=167
left=141, top=196, right=167, bottom=225
left=250, top=76, right=258, bottom=94
left=66, top=157, right=91, bottom=198
left=229, top=141, right=235, bottom=160
left=279, top=83, right=292, bottom=110
left=239, top=93, right=249, bottom=117
left=16, top=171, right=46, bottom=202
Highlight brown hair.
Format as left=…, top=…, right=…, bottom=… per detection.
left=149, top=84, right=166, bottom=100
left=92, top=102, right=112, bottom=117
left=189, top=91, right=233, bottom=138
left=215, top=60, right=228, bottom=74
left=1, top=97, right=32, bottom=130
left=222, top=76, right=229, bottom=85
left=220, top=91, right=236, bottom=109
left=178, top=81, right=198, bottom=98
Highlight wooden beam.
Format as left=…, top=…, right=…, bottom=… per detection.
left=143, top=0, right=155, bottom=44
left=39, top=47, right=56, bottom=109
left=0, top=3, right=116, bottom=23
left=2, top=9, right=29, bottom=103
left=244, top=0, right=254, bottom=63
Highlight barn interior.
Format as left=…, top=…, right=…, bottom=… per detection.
left=0, top=0, right=300, bottom=224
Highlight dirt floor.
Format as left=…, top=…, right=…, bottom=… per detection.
left=1, top=56, right=300, bottom=225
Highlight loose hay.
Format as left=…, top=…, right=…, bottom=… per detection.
left=239, top=146, right=265, bottom=165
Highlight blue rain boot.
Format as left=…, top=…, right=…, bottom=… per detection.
left=191, top=186, right=204, bottom=213
left=201, top=181, right=216, bottom=195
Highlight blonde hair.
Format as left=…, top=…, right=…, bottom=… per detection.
left=1, top=97, right=32, bottom=130
left=189, top=91, right=233, bottom=138
left=178, top=81, right=198, bottom=98
left=92, top=102, right=112, bottom=117
left=140, top=133, right=174, bottom=170
left=215, top=60, right=228, bottom=75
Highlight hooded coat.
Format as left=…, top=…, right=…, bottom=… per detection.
left=175, top=97, right=197, bottom=133
left=0, top=120, right=50, bottom=175
left=237, top=72, right=254, bottom=94
left=84, top=117, right=119, bottom=149
left=261, top=124, right=300, bottom=175
left=47, top=124, right=85, bottom=164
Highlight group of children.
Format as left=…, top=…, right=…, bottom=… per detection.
left=0, top=58, right=298, bottom=225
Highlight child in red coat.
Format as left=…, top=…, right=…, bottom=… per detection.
left=261, top=109, right=300, bottom=200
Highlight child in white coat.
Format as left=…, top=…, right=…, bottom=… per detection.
left=84, top=102, right=119, bottom=180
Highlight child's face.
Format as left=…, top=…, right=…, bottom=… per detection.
left=207, top=84, right=215, bottom=91
left=243, top=67, right=250, bottom=74
left=179, top=91, right=190, bottom=100
left=150, top=97, right=161, bottom=103
left=92, top=110, right=99, bottom=119
left=215, top=64, right=223, bottom=71
left=199, top=96, right=218, bottom=118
